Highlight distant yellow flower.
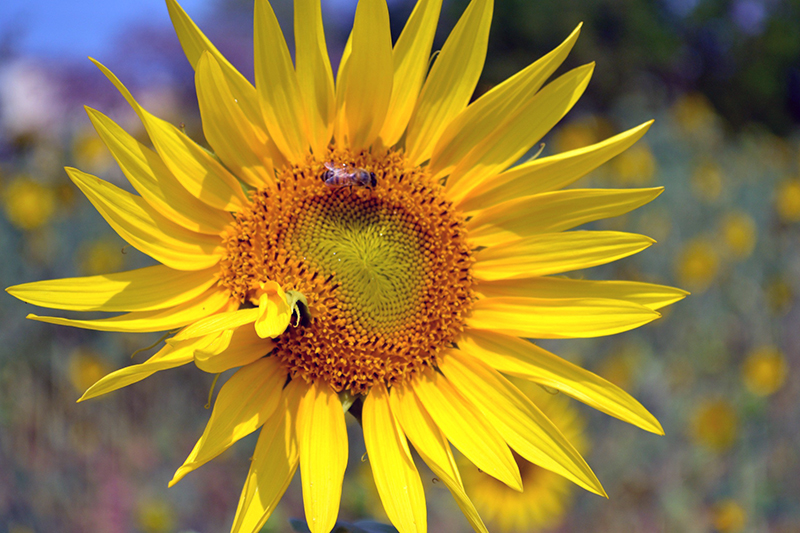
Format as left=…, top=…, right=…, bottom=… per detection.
left=2, top=175, right=56, bottom=230
left=691, top=160, right=723, bottom=203
left=67, top=348, right=110, bottom=393
left=690, top=399, right=738, bottom=452
left=672, top=93, right=717, bottom=136
left=775, top=179, right=800, bottom=222
left=764, top=277, right=793, bottom=315
left=597, top=341, right=644, bottom=391
left=610, top=142, right=656, bottom=186
left=711, top=499, right=747, bottom=532
left=636, top=207, right=672, bottom=243
left=461, top=383, right=587, bottom=532
left=553, top=120, right=599, bottom=153
left=72, top=127, right=115, bottom=173
left=6, top=0, right=686, bottom=531
left=742, top=345, right=787, bottom=396
left=676, top=237, right=719, bottom=292
left=720, top=211, right=756, bottom=259
left=78, top=238, right=126, bottom=275
left=136, top=498, right=176, bottom=533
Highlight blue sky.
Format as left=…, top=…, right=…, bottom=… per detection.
left=0, top=0, right=214, bottom=59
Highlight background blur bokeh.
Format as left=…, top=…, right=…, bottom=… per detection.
left=1, top=0, right=799, bottom=531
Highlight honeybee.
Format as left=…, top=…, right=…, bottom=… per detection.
left=321, top=162, right=377, bottom=190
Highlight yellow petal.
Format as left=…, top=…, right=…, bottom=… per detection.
left=411, top=368, right=522, bottom=490
left=66, top=168, right=223, bottom=270
left=458, top=329, right=664, bottom=434
left=473, top=231, right=655, bottom=281
left=255, top=282, right=291, bottom=339
left=404, top=0, right=493, bottom=165
left=444, top=63, right=594, bottom=203
left=389, top=385, right=489, bottom=533
left=293, top=0, right=335, bottom=157
left=194, top=326, right=274, bottom=374
left=254, top=0, right=309, bottom=162
left=363, top=383, right=427, bottom=533
left=91, top=59, right=248, bottom=212
left=339, top=35, right=354, bottom=83
left=6, top=265, right=217, bottom=313
left=195, top=52, right=275, bottom=188
left=467, top=296, right=660, bottom=338
left=231, top=379, right=304, bottom=533
left=192, top=328, right=235, bottom=364
left=29, top=288, right=232, bottom=333
left=378, top=0, right=443, bottom=147
left=474, top=277, right=689, bottom=311
left=297, top=381, right=348, bottom=533
left=77, top=335, right=213, bottom=401
left=429, top=25, right=581, bottom=180
left=334, top=0, right=393, bottom=150
left=170, top=357, right=286, bottom=486
left=171, top=307, right=257, bottom=341
left=439, top=350, right=606, bottom=496
left=459, top=121, right=653, bottom=212
left=166, top=0, right=285, bottom=168
left=86, top=107, right=233, bottom=234
left=466, top=187, right=664, bottom=246
left=167, top=0, right=257, bottom=113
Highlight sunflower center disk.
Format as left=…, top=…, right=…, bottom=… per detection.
left=289, top=190, right=426, bottom=335
left=219, top=149, right=475, bottom=394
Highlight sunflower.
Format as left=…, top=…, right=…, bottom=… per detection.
left=6, top=0, right=687, bottom=532
left=460, top=382, right=588, bottom=532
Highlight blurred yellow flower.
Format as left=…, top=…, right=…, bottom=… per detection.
left=597, top=341, right=644, bottom=391
left=78, top=238, right=126, bottom=275
left=691, top=160, right=724, bottom=203
left=136, top=498, right=176, bottom=533
left=690, top=398, right=738, bottom=452
left=720, top=211, right=756, bottom=259
left=676, top=237, right=719, bottom=292
left=775, top=179, right=800, bottom=223
left=2, top=175, right=56, bottom=230
left=553, top=120, right=599, bottom=153
left=636, top=207, right=672, bottom=243
left=754, top=133, right=793, bottom=173
left=56, top=181, right=77, bottom=208
left=742, top=345, right=788, bottom=397
left=711, top=499, right=747, bottom=533
left=72, top=127, right=114, bottom=173
left=67, top=349, right=110, bottom=393
left=764, top=277, right=793, bottom=315
left=610, top=142, right=656, bottom=186
left=461, top=383, right=588, bottom=532
left=672, top=93, right=717, bottom=136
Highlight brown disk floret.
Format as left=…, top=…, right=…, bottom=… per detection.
left=218, top=148, right=474, bottom=394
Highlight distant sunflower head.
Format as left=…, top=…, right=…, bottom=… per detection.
left=6, top=0, right=687, bottom=532
left=461, top=383, right=589, bottom=532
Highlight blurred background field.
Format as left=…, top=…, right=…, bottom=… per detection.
left=1, top=0, right=799, bottom=531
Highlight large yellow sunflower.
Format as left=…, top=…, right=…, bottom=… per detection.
left=6, top=0, right=687, bottom=531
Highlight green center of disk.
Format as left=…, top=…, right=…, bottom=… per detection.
left=287, top=191, right=427, bottom=336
